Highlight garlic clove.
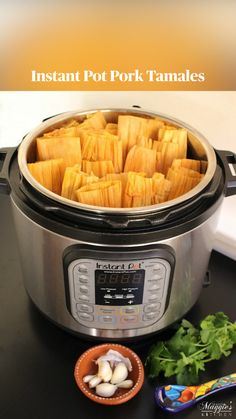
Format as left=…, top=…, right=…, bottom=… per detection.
left=96, top=349, right=132, bottom=372
left=97, top=360, right=113, bottom=382
left=83, top=374, right=96, bottom=383
left=117, top=379, right=134, bottom=389
left=95, top=383, right=117, bottom=398
left=110, top=362, right=128, bottom=384
left=89, top=376, right=102, bottom=388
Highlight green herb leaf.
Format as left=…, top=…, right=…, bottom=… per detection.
left=208, top=340, right=222, bottom=360
left=146, top=312, right=236, bottom=385
left=200, top=329, right=211, bottom=343
left=229, top=327, right=236, bottom=343
left=162, top=361, right=177, bottom=378
left=181, top=319, right=195, bottom=329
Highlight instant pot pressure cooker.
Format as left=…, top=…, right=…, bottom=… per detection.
left=1, top=108, right=236, bottom=340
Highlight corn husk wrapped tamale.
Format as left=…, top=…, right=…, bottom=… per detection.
left=146, top=118, right=165, bottom=140
left=171, top=158, right=201, bottom=172
left=118, top=115, right=148, bottom=159
left=124, top=145, right=156, bottom=177
left=76, top=180, right=122, bottom=207
left=138, top=137, right=153, bottom=149
left=118, top=115, right=163, bottom=159
left=61, top=166, right=99, bottom=200
left=82, top=131, right=123, bottom=172
left=43, top=119, right=79, bottom=138
left=82, top=160, right=115, bottom=177
left=105, top=123, right=118, bottom=135
left=171, top=167, right=203, bottom=179
left=162, top=124, right=177, bottom=130
left=152, top=172, right=172, bottom=204
left=154, top=142, right=180, bottom=175
left=28, top=159, right=64, bottom=194
left=36, top=136, right=81, bottom=173
left=123, top=172, right=152, bottom=207
left=158, top=128, right=187, bottom=159
left=102, top=171, right=146, bottom=207
left=77, top=112, right=107, bottom=147
left=167, top=168, right=203, bottom=200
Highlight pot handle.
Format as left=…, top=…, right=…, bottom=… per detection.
left=216, top=150, right=236, bottom=197
left=0, top=147, right=15, bottom=195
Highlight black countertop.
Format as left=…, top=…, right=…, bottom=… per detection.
left=0, top=195, right=236, bottom=419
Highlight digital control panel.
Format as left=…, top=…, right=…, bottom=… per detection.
left=95, top=270, right=145, bottom=306
left=65, top=249, right=174, bottom=330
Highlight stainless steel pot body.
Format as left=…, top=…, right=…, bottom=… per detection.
left=11, top=197, right=222, bottom=340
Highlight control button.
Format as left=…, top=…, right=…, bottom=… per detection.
left=79, top=285, right=89, bottom=294
left=149, top=283, right=161, bottom=291
left=104, top=294, right=113, bottom=299
left=152, top=274, right=163, bottom=280
left=78, top=264, right=88, bottom=273
left=153, top=263, right=164, bottom=271
left=114, top=294, right=124, bottom=299
left=98, top=307, right=115, bottom=314
left=78, top=312, right=94, bottom=322
left=99, top=315, right=114, bottom=323
left=152, top=289, right=163, bottom=297
left=143, top=312, right=159, bottom=321
left=126, top=294, right=134, bottom=299
left=78, top=294, right=89, bottom=302
left=123, top=306, right=137, bottom=314
left=148, top=295, right=162, bottom=303
left=144, top=302, right=161, bottom=313
left=148, top=293, right=159, bottom=301
left=79, top=275, right=88, bottom=284
left=76, top=303, right=93, bottom=313
left=121, top=315, right=138, bottom=323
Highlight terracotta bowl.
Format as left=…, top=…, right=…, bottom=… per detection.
left=74, top=343, right=145, bottom=405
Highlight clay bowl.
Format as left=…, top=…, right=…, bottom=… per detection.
left=74, top=343, right=145, bottom=405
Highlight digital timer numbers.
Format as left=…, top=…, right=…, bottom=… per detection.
left=96, top=272, right=144, bottom=285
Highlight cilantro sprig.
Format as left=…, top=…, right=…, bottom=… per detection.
left=146, top=312, right=236, bottom=385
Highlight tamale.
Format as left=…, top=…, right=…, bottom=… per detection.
left=152, top=172, right=172, bottom=204
left=82, top=160, right=115, bottom=177
left=138, top=137, right=153, bottom=149
left=36, top=136, right=81, bottom=173
left=76, top=180, right=122, bottom=207
left=124, top=145, right=156, bottom=177
left=105, top=123, right=118, bottom=135
left=61, top=167, right=98, bottom=200
left=157, top=142, right=180, bottom=175
left=123, top=172, right=152, bottom=208
left=171, top=158, right=201, bottom=172
left=167, top=168, right=202, bottom=200
left=158, top=128, right=187, bottom=159
left=77, top=112, right=106, bottom=147
left=27, top=159, right=64, bottom=194
left=82, top=131, right=123, bottom=172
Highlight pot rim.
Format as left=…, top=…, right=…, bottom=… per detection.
left=17, top=107, right=217, bottom=215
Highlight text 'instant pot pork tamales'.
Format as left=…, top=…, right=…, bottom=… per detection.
left=27, top=111, right=206, bottom=208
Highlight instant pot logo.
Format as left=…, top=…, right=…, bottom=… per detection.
left=198, top=401, right=233, bottom=416
left=96, top=262, right=143, bottom=270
